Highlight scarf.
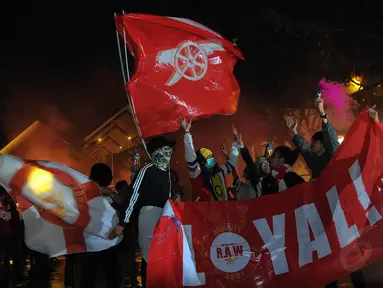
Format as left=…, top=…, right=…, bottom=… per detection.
left=151, top=147, right=172, bottom=171
left=271, top=164, right=292, bottom=191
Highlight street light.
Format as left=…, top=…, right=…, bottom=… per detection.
left=346, top=75, right=364, bottom=94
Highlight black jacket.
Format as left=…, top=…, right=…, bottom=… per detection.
left=292, top=121, right=339, bottom=179
left=119, top=163, right=171, bottom=225
left=239, top=146, right=304, bottom=195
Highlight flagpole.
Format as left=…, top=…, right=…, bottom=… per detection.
left=114, top=12, right=151, bottom=159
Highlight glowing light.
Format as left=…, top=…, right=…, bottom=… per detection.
left=98, top=138, right=102, bottom=142
left=128, top=136, right=132, bottom=140
left=346, top=75, right=364, bottom=94
left=119, top=146, right=123, bottom=149
left=28, top=168, right=54, bottom=195
left=338, top=136, right=344, bottom=144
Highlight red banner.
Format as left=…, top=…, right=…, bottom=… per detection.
left=147, top=111, right=383, bottom=287
left=115, top=14, right=244, bottom=138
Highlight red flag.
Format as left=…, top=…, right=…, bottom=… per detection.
left=115, top=14, right=244, bottom=137
left=147, top=111, right=383, bottom=287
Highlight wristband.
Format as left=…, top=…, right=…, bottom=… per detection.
left=320, top=114, right=328, bottom=119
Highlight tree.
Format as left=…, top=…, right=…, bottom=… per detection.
left=242, top=7, right=383, bottom=107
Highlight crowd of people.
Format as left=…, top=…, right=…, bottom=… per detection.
left=0, top=98, right=381, bottom=288
left=0, top=185, right=62, bottom=287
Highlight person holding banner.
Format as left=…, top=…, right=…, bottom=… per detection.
left=108, top=136, right=176, bottom=287
left=285, top=98, right=367, bottom=287
left=178, top=118, right=240, bottom=201
left=368, top=107, right=380, bottom=123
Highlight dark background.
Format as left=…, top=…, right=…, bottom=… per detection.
left=1, top=0, right=383, bottom=145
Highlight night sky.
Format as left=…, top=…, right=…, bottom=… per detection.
left=2, top=1, right=383, bottom=145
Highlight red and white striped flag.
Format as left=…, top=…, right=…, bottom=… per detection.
left=0, top=154, right=122, bottom=257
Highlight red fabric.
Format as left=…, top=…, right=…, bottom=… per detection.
left=115, top=14, right=244, bottom=137
left=272, top=164, right=291, bottom=183
left=191, top=174, right=212, bottom=201
left=147, top=111, right=383, bottom=287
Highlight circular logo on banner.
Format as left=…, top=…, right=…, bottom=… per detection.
left=210, top=232, right=251, bottom=273
left=339, top=239, right=372, bottom=272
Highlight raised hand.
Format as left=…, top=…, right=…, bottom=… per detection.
left=177, top=117, right=192, bottom=132
left=284, top=115, right=298, bottom=134
left=238, top=133, right=244, bottom=148
left=106, top=224, right=124, bottom=240
left=315, top=98, right=325, bottom=114
left=368, top=108, right=380, bottom=123
left=232, top=125, right=239, bottom=138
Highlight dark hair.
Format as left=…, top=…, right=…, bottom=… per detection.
left=89, top=163, right=113, bottom=187
left=261, top=175, right=279, bottom=195
left=273, top=146, right=299, bottom=166
left=146, top=136, right=176, bottom=155
left=312, top=131, right=323, bottom=143
left=196, top=149, right=221, bottom=187
left=195, top=149, right=207, bottom=166
left=115, top=180, right=128, bottom=192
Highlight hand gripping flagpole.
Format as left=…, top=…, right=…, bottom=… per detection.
left=114, top=12, right=151, bottom=159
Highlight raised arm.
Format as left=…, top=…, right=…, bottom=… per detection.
left=184, top=133, right=201, bottom=179
left=240, top=145, right=255, bottom=167
left=316, top=98, right=339, bottom=156
left=285, top=115, right=311, bottom=161
left=220, top=125, right=240, bottom=177
left=179, top=118, right=201, bottom=179
left=322, top=121, right=339, bottom=156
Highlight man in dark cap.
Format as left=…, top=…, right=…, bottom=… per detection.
left=107, top=135, right=176, bottom=288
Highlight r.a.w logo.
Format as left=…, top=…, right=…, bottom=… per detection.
left=216, top=243, right=244, bottom=261
left=209, top=224, right=253, bottom=282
